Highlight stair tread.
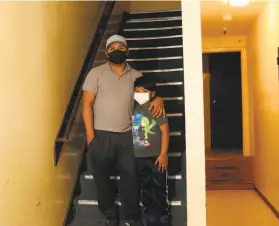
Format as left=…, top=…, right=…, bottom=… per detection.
left=78, top=174, right=186, bottom=201
left=122, top=28, right=182, bottom=38
left=128, top=47, right=183, bottom=58
left=69, top=204, right=186, bottom=226
left=127, top=10, right=181, bottom=20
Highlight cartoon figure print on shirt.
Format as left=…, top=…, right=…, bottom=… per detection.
left=132, top=112, right=156, bottom=147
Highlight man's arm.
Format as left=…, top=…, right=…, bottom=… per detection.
left=82, top=91, right=96, bottom=145
left=82, top=68, right=98, bottom=145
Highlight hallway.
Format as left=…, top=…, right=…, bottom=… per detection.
left=207, top=190, right=279, bottom=226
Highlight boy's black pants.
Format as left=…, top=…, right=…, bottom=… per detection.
left=136, top=157, right=170, bottom=217
left=86, top=130, right=140, bottom=221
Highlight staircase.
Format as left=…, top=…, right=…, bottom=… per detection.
left=67, top=9, right=186, bottom=226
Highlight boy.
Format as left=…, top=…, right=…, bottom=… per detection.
left=132, top=76, right=172, bottom=226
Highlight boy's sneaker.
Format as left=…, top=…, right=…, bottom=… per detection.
left=159, top=214, right=172, bottom=226
left=146, top=215, right=158, bottom=226
left=124, top=219, right=143, bottom=226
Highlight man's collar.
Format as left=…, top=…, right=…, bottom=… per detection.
left=105, top=62, right=131, bottom=73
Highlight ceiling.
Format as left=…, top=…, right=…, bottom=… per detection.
left=201, top=0, right=267, bottom=36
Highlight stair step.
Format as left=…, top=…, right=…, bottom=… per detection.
left=122, top=27, right=182, bottom=38
left=128, top=58, right=183, bottom=71
left=70, top=203, right=186, bottom=226
left=129, top=47, right=183, bottom=58
left=81, top=156, right=185, bottom=179
left=84, top=174, right=183, bottom=180
left=142, top=70, right=184, bottom=83
left=79, top=174, right=186, bottom=201
left=127, top=17, right=182, bottom=23
left=168, top=116, right=185, bottom=131
left=123, top=19, right=182, bottom=29
left=156, top=84, right=184, bottom=98
left=127, top=10, right=181, bottom=20
left=127, top=36, right=182, bottom=48
left=163, top=99, right=184, bottom=114
left=78, top=199, right=183, bottom=206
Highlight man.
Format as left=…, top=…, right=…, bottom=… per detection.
left=82, top=34, right=165, bottom=226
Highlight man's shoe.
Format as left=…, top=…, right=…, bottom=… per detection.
left=159, top=214, right=172, bottom=226
left=146, top=215, right=158, bottom=226
left=105, top=217, right=118, bottom=226
left=124, top=219, right=143, bottom=226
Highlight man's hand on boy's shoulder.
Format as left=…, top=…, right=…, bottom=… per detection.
left=149, top=96, right=166, bottom=118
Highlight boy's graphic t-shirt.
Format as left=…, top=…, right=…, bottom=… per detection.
left=132, top=103, right=168, bottom=158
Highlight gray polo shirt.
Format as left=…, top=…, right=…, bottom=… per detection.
left=82, top=62, right=142, bottom=132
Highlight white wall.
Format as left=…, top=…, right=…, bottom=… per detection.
left=182, top=1, right=206, bottom=226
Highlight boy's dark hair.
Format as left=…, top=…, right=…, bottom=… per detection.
left=134, top=75, right=156, bottom=92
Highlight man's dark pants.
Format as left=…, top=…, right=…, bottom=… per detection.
left=86, top=130, right=140, bottom=221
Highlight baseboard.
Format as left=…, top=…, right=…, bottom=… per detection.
left=254, top=186, right=279, bottom=219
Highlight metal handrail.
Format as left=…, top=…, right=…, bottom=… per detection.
left=53, top=1, right=116, bottom=166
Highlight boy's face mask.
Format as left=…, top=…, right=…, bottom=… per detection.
left=134, top=92, right=150, bottom=105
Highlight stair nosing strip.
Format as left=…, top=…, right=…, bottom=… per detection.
left=156, top=82, right=183, bottom=86
left=124, top=26, right=182, bottom=31
left=168, top=152, right=183, bottom=157
left=126, top=35, right=182, bottom=40
left=166, top=113, right=183, bottom=117
left=163, top=96, right=183, bottom=101
left=129, top=45, right=183, bottom=50
left=129, top=9, right=181, bottom=14
left=78, top=200, right=182, bottom=206
left=140, top=68, right=183, bottom=73
left=127, top=16, right=182, bottom=23
left=127, top=56, right=182, bottom=61
left=85, top=174, right=182, bottom=180
left=170, top=131, right=182, bottom=136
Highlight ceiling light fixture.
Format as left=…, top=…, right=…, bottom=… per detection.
left=226, top=0, right=251, bottom=7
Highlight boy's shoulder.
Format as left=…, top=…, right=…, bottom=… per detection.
left=133, top=104, right=150, bottom=114
left=133, top=104, right=168, bottom=125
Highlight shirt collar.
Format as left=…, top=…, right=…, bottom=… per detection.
left=105, top=62, right=131, bottom=74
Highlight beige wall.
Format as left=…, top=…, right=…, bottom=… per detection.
left=130, top=1, right=181, bottom=12
left=247, top=1, right=279, bottom=210
left=202, top=36, right=247, bottom=49
left=0, top=2, right=106, bottom=225
left=113, top=1, right=131, bottom=13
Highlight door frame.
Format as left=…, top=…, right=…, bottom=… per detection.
left=202, top=47, right=251, bottom=156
